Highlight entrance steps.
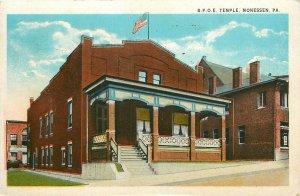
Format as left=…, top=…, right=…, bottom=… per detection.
left=119, top=146, right=155, bottom=176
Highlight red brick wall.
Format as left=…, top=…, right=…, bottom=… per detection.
left=225, top=83, right=277, bottom=160
left=28, top=45, right=83, bottom=173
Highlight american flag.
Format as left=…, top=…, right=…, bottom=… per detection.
left=132, top=13, right=148, bottom=34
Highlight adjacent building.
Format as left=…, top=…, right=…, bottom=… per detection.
left=27, top=36, right=230, bottom=175
left=6, top=120, right=28, bottom=166
left=200, top=57, right=289, bottom=160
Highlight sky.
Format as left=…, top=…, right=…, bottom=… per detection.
left=6, top=14, right=288, bottom=120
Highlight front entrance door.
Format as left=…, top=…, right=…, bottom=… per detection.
left=280, top=129, right=289, bottom=148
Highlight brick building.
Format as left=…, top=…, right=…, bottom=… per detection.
left=6, top=120, right=28, bottom=166
left=27, top=36, right=230, bottom=177
left=200, top=57, right=289, bottom=160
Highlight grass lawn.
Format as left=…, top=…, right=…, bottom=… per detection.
left=7, top=170, right=83, bottom=186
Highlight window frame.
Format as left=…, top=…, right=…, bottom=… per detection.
left=41, top=147, right=44, bottom=166
left=61, top=147, right=66, bottom=166
left=50, top=111, right=54, bottom=135
left=153, top=73, right=161, bottom=85
left=67, top=99, right=73, bottom=129
left=49, top=146, right=53, bottom=166
left=39, top=118, right=43, bottom=138
left=45, top=114, right=49, bottom=136
left=68, top=142, right=72, bottom=167
left=203, top=131, right=209, bottom=138
left=10, top=134, right=17, bottom=145
left=45, top=146, right=48, bottom=166
left=280, top=91, right=288, bottom=108
left=257, top=91, right=267, bottom=109
left=172, top=112, right=189, bottom=137
left=238, top=126, right=245, bottom=144
left=22, top=135, right=27, bottom=146
left=138, top=71, right=147, bottom=83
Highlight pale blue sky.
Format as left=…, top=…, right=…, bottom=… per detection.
left=7, top=14, right=288, bottom=120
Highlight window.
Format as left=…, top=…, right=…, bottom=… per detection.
left=28, top=126, right=30, bottom=141
left=257, top=91, right=266, bottom=108
left=35, top=147, right=38, bottom=166
left=213, top=129, right=219, bottom=139
left=41, top=147, right=44, bottom=166
left=22, top=135, right=27, bottom=146
left=50, top=146, right=53, bottom=166
left=173, top=113, right=188, bottom=137
left=96, top=105, right=108, bottom=134
left=68, top=143, right=72, bottom=167
left=138, top=71, right=147, bottom=82
left=45, top=147, right=48, bottom=166
left=67, top=99, right=72, bottom=128
left=226, top=128, right=230, bottom=145
left=153, top=74, right=161, bottom=85
left=10, top=134, right=17, bottom=145
left=39, top=118, right=43, bottom=137
left=238, top=126, right=245, bottom=144
left=11, top=152, right=17, bottom=161
left=61, top=147, right=66, bottom=166
left=50, top=112, right=54, bottom=134
left=203, top=131, right=209, bottom=138
left=280, top=91, right=288, bottom=108
left=45, top=114, right=49, bottom=136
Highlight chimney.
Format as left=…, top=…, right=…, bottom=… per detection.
left=232, top=67, right=242, bottom=89
left=208, top=76, right=217, bottom=95
left=30, top=97, right=34, bottom=105
left=249, top=61, right=260, bottom=84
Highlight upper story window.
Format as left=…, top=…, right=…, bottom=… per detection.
left=10, top=134, right=17, bottom=145
left=238, top=125, right=245, bottom=144
left=39, top=118, right=43, bottom=137
left=257, top=91, right=266, bottom=108
left=50, top=111, right=54, bottom=134
left=213, top=129, right=219, bottom=139
left=153, top=74, right=161, bottom=85
left=67, top=99, right=73, bottom=128
left=280, top=91, right=288, bottom=108
left=138, top=71, right=147, bottom=83
left=22, top=135, right=27, bottom=146
left=45, top=114, right=49, bottom=136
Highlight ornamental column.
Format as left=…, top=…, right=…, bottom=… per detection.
left=153, top=107, right=159, bottom=161
left=107, top=100, right=116, bottom=161
left=190, top=112, right=196, bottom=161
left=221, top=115, right=226, bottom=161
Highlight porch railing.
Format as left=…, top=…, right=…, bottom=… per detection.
left=137, top=138, right=148, bottom=162
left=195, top=138, right=221, bottom=148
left=93, top=133, right=107, bottom=144
left=138, top=132, right=153, bottom=145
left=110, top=138, right=119, bottom=162
left=158, top=136, right=190, bottom=147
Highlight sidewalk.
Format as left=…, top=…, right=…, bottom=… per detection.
left=87, top=160, right=288, bottom=186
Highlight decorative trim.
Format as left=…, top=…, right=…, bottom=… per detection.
left=195, top=138, right=221, bottom=148
left=158, top=136, right=190, bottom=147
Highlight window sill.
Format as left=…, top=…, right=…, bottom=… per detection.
left=280, top=107, right=288, bottom=110
left=280, top=147, right=289, bottom=150
left=68, top=165, right=72, bottom=168
left=239, top=143, right=245, bottom=145
left=50, top=164, right=53, bottom=167
left=67, top=127, right=72, bottom=130
left=61, top=163, right=65, bottom=166
left=50, top=133, right=53, bottom=137
left=257, top=106, right=266, bottom=110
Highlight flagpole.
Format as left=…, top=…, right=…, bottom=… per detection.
left=147, top=12, right=150, bottom=40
